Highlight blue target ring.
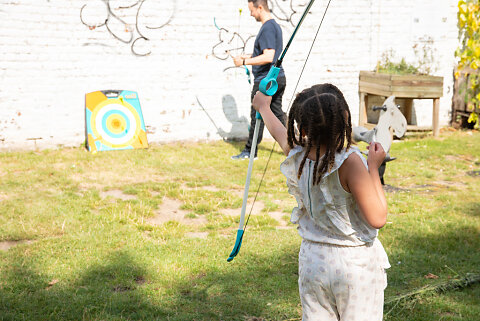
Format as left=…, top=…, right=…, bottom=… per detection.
left=102, top=109, right=131, bottom=139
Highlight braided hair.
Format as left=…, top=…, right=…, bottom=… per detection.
left=287, top=84, right=353, bottom=185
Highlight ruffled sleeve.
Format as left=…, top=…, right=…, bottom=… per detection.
left=280, top=146, right=306, bottom=223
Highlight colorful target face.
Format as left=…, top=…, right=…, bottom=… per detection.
left=85, top=90, right=148, bottom=152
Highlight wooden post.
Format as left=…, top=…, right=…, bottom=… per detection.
left=404, top=99, right=413, bottom=125
left=433, top=98, right=440, bottom=136
left=359, top=92, right=368, bottom=126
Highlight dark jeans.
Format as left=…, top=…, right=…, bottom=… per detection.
left=244, top=76, right=287, bottom=152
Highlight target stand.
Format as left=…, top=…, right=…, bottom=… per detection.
left=85, top=90, right=148, bottom=152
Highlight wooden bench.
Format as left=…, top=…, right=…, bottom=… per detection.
left=358, top=71, right=444, bottom=136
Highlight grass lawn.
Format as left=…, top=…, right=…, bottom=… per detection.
left=0, top=129, right=479, bottom=321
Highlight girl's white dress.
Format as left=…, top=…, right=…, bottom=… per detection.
left=281, top=145, right=390, bottom=321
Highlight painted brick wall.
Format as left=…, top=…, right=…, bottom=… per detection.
left=0, top=0, right=459, bottom=150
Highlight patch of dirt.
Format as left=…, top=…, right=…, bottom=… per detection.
left=220, top=200, right=289, bottom=227
left=383, top=184, right=409, bottom=193
left=134, top=276, right=146, bottom=285
left=199, top=185, right=221, bottom=192
left=221, top=200, right=265, bottom=217
left=100, top=190, right=137, bottom=201
left=431, top=181, right=466, bottom=188
left=405, top=184, right=437, bottom=193
left=467, top=170, right=480, bottom=177
left=0, top=240, right=32, bottom=251
left=71, top=171, right=165, bottom=191
left=445, top=154, right=476, bottom=163
left=185, top=232, right=209, bottom=239
left=0, top=193, right=9, bottom=201
left=112, top=285, right=133, bottom=292
left=147, top=198, right=207, bottom=226
left=77, top=182, right=106, bottom=192
left=268, top=211, right=288, bottom=226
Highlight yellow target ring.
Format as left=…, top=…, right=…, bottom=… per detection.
left=106, top=114, right=127, bottom=135
left=91, top=98, right=142, bottom=149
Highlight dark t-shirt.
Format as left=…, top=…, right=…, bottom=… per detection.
left=252, top=19, right=285, bottom=82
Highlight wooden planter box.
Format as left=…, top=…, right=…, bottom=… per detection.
left=358, top=71, right=444, bottom=136
left=359, top=71, right=444, bottom=98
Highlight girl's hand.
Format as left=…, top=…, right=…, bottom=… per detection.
left=252, top=91, right=272, bottom=113
left=366, top=142, right=386, bottom=169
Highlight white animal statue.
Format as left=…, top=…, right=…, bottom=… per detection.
left=353, top=96, right=407, bottom=184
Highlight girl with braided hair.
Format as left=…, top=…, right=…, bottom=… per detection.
left=252, top=84, right=390, bottom=321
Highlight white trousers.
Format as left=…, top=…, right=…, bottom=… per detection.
left=299, top=240, right=388, bottom=321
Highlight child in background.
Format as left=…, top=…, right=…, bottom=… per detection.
left=252, top=84, right=390, bottom=321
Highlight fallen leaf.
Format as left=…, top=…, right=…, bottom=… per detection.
left=45, top=279, right=59, bottom=290
left=424, top=273, right=439, bottom=279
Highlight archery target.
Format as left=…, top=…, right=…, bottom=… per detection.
left=85, top=90, right=148, bottom=152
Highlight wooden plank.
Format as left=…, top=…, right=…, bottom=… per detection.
left=391, top=80, right=443, bottom=87
left=391, top=74, right=443, bottom=82
left=359, top=80, right=391, bottom=92
left=404, top=99, right=413, bottom=125
left=360, top=76, right=393, bottom=86
left=359, top=92, right=367, bottom=126
left=359, top=85, right=392, bottom=97
left=391, top=91, right=442, bottom=99
left=391, top=86, right=443, bottom=94
left=433, top=98, right=440, bottom=136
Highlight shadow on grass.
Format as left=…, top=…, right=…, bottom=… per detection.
left=1, top=224, right=479, bottom=321
left=0, top=245, right=300, bottom=321
left=464, top=202, right=480, bottom=217
left=384, top=224, right=480, bottom=320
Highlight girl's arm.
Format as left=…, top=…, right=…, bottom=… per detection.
left=252, top=91, right=290, bottom=155
left=340, top=142, right=387, bottom=229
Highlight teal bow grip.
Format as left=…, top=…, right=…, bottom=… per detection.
left=259, top=66, right=280, bottom=96
left=255, top=111, right=262, bottom=120
left=227, top=229, right=244, bottom=262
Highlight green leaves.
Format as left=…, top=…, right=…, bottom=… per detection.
left=456, top=0, right=480, bottom=118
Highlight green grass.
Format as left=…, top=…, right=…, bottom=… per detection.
left=0, top=130, right=479, bottom=320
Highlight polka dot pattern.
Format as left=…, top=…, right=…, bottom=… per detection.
left=298, top=240, right=387, bottom=321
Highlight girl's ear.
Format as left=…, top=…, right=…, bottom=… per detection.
left=301, top=128, right=307, bottom=138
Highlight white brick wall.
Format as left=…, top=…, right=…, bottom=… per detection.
left=0, top=0, right=459, bottom=150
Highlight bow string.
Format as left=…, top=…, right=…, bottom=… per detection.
left=227, top=0, right=333, bottom=262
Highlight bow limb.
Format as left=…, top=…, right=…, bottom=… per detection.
left=227, top=112, right=262, bottom=262
left=228, top=0, right=332, bottom=261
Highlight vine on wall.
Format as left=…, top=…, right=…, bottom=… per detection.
left=455, top=0, right=480, bottom=128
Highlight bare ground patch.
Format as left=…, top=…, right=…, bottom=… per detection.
left=431, top=180, right=467, bottom=188
left=147, top=198, right=207, bottom=226
left=100, top=190, right=137, bottom=201
left=0, top=240, right=32, bottom=251
left=71, top=170, right=165, bottom=191
left=185, top=232, right=209, bottom=239
left=221, top=200, right=289, bottom=227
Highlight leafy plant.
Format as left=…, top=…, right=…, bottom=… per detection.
left=455, top=0, right=480, bottom=129
left=376, top=49, right=420, bottom=75
left=376, top=39, right=437, bottom=76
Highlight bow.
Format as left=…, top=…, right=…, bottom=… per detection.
left=228, top=0, right=333, bottom=262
